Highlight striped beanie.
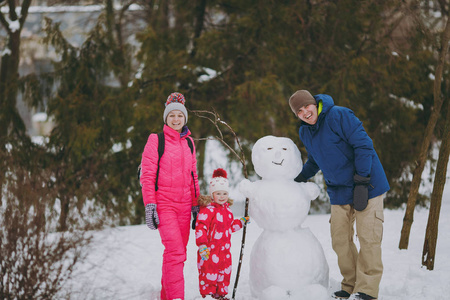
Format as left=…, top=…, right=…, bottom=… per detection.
left=163, top=92, right=188, bottom=124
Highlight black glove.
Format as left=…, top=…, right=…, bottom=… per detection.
left=294, top=173, right=307, bottom=183
left=353, top=174, right=371, bottom=211
left=191, top=205, right=200, bottom=230
left=145, top=203, right=159, bottom=230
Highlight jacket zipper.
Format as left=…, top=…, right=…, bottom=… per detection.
left=192, top=172, right=197, bottom=198
left=209, top=223, right=216, bottom=243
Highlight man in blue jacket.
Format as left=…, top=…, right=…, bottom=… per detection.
left=289, top=90, right=390, bottom=300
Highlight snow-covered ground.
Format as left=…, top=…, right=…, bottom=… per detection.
left=63, top=181, right=450, bottom=300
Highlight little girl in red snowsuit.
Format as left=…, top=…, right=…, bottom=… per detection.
left=195, top=168, right=249, bottom=300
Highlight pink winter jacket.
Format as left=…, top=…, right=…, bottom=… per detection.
left=140, top=125, right=200, bottom=207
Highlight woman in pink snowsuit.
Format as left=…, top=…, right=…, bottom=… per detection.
left=195, top=169, right=249, bottom=300
left=140, top=92, right=200, bottom=300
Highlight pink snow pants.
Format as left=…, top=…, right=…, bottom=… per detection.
left=158, top=200, right=191, bottom=300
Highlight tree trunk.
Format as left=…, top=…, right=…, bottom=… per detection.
left=399, top=14, right=450, bottom=250
left=105, top=0, right=130, bottom=89
left=0, top=0, right=31, bottom=198
left=422, top=98, right=450, bottom=270
left=58, top=196, right=70, bottom=232
left=0, top=0, right=31, bottom=121
left=0, top=23, right=21, bottom=141
left=190, top=0, right=207, bottom=58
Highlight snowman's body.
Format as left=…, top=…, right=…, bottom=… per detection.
left=239, top=136, right=329, bottom=300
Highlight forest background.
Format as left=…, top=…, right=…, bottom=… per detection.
left=0, top=0, right=449, bottom=298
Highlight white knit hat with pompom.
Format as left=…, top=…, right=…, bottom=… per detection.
left=209, top=168, right=229, bottom=198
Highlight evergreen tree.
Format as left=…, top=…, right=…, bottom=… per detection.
left=40, top=15, right=136, bottom=229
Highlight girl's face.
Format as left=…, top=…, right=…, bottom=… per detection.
left=296, top=104, right=318, bottom=125
left=166, top=110, right=185, bottom=132
left=212, top=191, right=229, bottom=205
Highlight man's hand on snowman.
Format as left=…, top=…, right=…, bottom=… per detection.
left=294, top=172, right=307, bottom=183
left=353, top=174, right=371, bottom=211
left=240, top=216, right=250, bottom=226
left=238, top=179, right=252, bottom=196
left=199, top=245, right=210, bottom=261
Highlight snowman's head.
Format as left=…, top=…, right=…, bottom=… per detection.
left=251, top=135, right=302, bottom=180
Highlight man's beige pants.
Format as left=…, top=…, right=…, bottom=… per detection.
left=330, top=194, right=385, bottom=299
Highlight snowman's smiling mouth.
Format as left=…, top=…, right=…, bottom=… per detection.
left=272, top=159, right=284, bottom=166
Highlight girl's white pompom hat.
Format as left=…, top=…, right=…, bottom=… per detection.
left=209, top=168, right=229, bottom=197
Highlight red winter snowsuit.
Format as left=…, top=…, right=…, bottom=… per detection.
left=141, top=124, right=200, bottom=300
left=195, top=202, right=243, bottom=297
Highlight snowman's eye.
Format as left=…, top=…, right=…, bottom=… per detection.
left=282, top=148, right=287, bottom=150
left=267, top=147, right=273, bottom=150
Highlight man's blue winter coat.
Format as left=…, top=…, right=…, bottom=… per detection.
left=299, top=94, right=390, bottom=205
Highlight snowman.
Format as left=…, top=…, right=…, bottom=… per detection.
left=239, top=135, right=329, bottom=300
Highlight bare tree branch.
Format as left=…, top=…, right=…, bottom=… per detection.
left=0, top=9, right=12, bottom=34
left=19, top=0, right=32, bottom=30
left=6, top=0, right=17, bottom=20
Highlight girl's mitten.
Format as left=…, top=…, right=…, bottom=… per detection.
left=191, top=205, right=200, bottom=230
left=199, top=245, right=210, bottom=261
left=240, top=216, right=250, bottom=225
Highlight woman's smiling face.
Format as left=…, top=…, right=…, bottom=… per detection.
left=166, top=110, right=185, bottom=132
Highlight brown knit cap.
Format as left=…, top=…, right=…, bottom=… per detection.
left=288, top=90, right=316, bottom=115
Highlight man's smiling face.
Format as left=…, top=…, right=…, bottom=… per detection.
left=297, top=104, right=318, bottom=125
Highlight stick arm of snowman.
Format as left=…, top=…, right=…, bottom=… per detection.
left=190, top=109, right=250, bottom=300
